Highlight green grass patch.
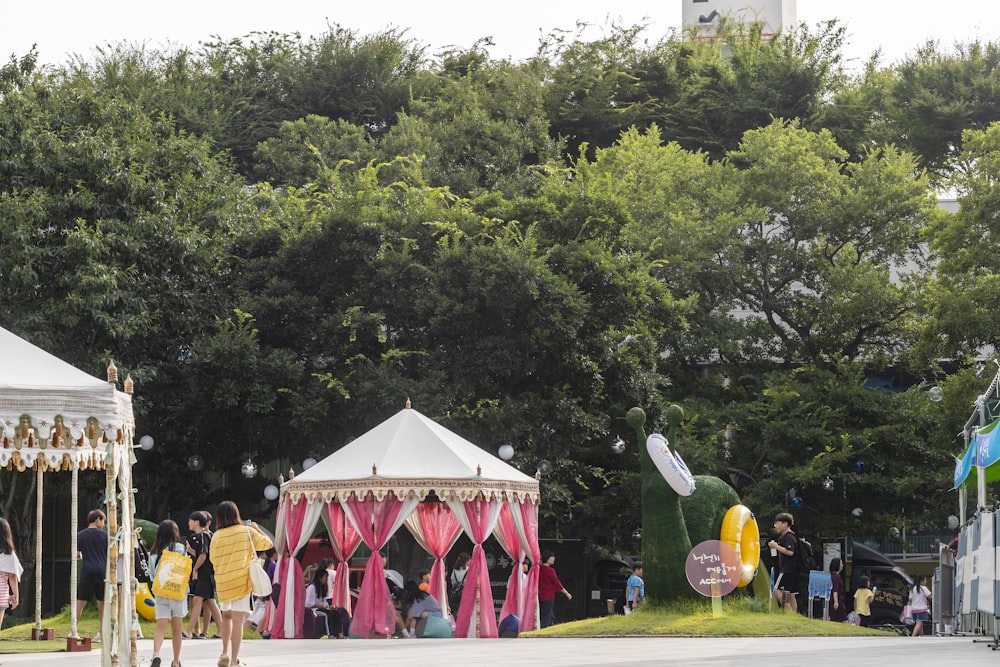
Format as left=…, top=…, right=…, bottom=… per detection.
left=524, top=598, right=894, bottom=637
left=0, top=606, right=257, bottom=654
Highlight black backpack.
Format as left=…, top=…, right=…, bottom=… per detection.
left=134, top=539, right=152, bottom=584
left=794, top=535, right=817, bottom=573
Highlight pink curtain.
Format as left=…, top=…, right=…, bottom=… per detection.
left=451, top=496, right=502, bottom=638
left=511, top=499, right=540, bottom=631
left=342, top=491, right=409, bottom=637
left=405, top=502, right=461, bottom=615
left=494, top=503, right=523, bottom=623
left=325, top=501, right=362, bottom=615
left=267, top=496, right=309, bottom=639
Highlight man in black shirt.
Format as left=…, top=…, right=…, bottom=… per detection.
left=76, top=509, right=107, bottom=636
left=184, top=510, right=222, bottom=638
left=767, top=512, right=799, bottom=613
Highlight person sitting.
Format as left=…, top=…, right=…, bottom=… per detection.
left=305, top=568, right=344, bottom=638
left=402, top=580, right=444, bottom=638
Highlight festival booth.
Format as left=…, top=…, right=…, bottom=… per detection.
left=0, top=326, right=137, bottom=666
left=266, top=403, right=541, bottom=639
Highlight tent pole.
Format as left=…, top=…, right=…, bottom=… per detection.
left=69, top=462, right=79, bottom=638
left=34, top=464, right=43, bottom=631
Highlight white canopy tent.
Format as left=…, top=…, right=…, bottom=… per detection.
left=268, top=404, right=541, bottom=639
left=0, top=326, right=137, bottom=666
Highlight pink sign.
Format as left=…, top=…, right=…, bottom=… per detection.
left=684, top=540, right=741, bottom=597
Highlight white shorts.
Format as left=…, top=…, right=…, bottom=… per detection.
left=154, top=595, right=188, bottom=619
left=219, top=595, right=252, bottom=613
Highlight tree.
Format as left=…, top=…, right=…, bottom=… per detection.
left=378, top=51, right=563, bottom=198
left=917, top=122, right=1000, bottom=363
left=0, top=66, right=255, bottom=519
left=886, top=40, right=1000, bottom=179
left=714, top=120, right=937, bottom=366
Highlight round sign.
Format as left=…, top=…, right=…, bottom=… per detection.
left=684, top=540, right=741, bottom=597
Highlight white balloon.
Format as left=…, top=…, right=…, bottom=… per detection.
left=947, top=515, right=960, bottom=530
left=498, top=444, right=514, bottom=461
left=264, top=484, right=280, bottom=501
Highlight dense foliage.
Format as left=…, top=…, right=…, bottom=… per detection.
left=0, top=19, right=993, bottom=580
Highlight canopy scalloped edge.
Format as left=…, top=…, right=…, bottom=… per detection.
left=283, top=477, right=541, bottom=505
left=0, top=447, right=112, bottom=472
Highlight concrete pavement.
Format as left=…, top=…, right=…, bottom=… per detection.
left=1, top=635, right=997, bottom=666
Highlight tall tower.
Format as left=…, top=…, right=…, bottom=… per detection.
left=681, top=0, right=797, bottom=39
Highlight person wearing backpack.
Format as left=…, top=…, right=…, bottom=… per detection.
left=767, top=512, right=799, bottom=613
left=448, top=552, right=470, bottom=614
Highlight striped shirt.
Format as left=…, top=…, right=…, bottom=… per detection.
left=209, top=525, right=272, bottom=603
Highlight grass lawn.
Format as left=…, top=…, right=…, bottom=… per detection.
left=524, top=598, right=900, bottom=638
left=0, top=598, right=900, bottom=654
left=0, top=606, right=256, bottom=655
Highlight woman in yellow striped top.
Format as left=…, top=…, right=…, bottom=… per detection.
left=209, top=501, right=272, bottom=667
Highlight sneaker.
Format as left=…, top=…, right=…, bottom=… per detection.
left=151, top=658, right=161, bottom=667
left=92, top=632, right=102, bottom=643
left=404, top=629, right=416, bottom=638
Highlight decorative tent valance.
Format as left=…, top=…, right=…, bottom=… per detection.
left=283, top=478, right=541, bottom=504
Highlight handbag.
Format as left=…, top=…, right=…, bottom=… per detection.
left=151, top=548, right=192, bottom=600
left=901, top=604, right=914, bottom=625
left=247, top=528, right=272, bottom=598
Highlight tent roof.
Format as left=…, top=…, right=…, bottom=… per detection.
left=283, top=407, right=540, bottom=504
left=0, top=326, right=134, bottom=471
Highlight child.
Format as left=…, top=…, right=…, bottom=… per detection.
left=853, top=576, right=874, bottom=628
left=909, top=574, right=932, bottom=637
left=625, top=562, right=644, bottom=615
left=0, top=518, right=23, bottom=631
left=150, top=520, right=187, bottom=667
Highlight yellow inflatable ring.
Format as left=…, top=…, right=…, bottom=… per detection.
left=720, top=504, right=761, bottom=587
left=135, top=582, right=156, bottom=621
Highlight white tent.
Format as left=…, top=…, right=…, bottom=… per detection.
left=0, top=326, right=137, bottom=665
left=268, top=404, right=540, bottom=639
left=283, top=405, right=540, bottom=503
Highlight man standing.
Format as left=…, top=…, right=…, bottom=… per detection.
left=625, top=562, right=644, bottom=615
left=76, top=509, right=107, bottom=639
left=767, top=512, right=799, bottom=613
left=184, top=510, right=222, bottom=639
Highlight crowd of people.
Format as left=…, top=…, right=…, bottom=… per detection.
left=70, top=501, right=274, bottom=667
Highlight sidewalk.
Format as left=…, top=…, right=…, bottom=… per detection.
left=0, top=635, right=992, bottom=667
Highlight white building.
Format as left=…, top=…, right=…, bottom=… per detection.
left=681, top=0, right=797, bottom=39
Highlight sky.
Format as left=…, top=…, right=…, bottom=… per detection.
left=3, top=1, right=1000, bottom=70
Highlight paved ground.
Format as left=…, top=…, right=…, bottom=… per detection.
left=2, top=635, right=1000, bottom=667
